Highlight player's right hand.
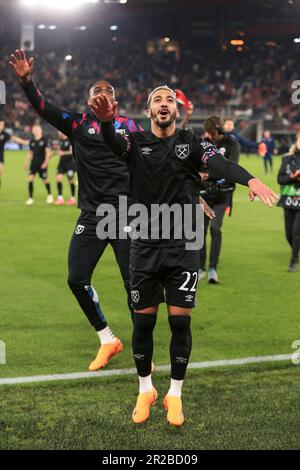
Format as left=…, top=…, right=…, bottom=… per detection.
left=9, top=49, right=33, bottom=82
left=24, top=164, right=28, bottom=171
left=89, top=94, right=118, bottom=122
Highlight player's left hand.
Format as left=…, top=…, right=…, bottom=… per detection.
left=89, top=94, right=118, bottom=122
left=41, top=161, right=48, bottom=170
left=199, top=196, right=215, bottom=220
left=248, top=178, right=278, bottom=207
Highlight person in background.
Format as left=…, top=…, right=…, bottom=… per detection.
left=223, top=119, right=267, bottom=157
left=199, top=116, right=240, bottom=283
left=277, top=132, right=300, bottom=272
left=261, top=130, right=276, bottom=174
left=54, top=131, right=76, bottom=206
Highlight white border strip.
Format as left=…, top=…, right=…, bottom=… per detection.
left=0, top=354, right=293, bottom=386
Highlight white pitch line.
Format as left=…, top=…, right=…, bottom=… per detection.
left=0, top=354, right=294, bottom=386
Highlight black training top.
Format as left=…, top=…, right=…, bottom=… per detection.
left=101, top=122, right=254, bottom=245
left=20, top=78, right=142, bottom=212
left=29, top=137, right=48, bottom=166
left=0, top=130, right=10, bottom=160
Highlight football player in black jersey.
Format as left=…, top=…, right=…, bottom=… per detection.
left=0, top=120, right=10, bottom=188
left=24, top=124, right=53, bottom=205
left=0, top=119, right=32, bottom=190
left=91, top=85, right=278, bottom=426
left=10, top=49, right=142, bottom=371
left=54, top=131, right=76, bottom=206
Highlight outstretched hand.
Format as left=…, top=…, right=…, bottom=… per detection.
left=89, top=94, right=118, bottom=122
left=9, top=49, right=33, bottom=82
left=248, top=178, right=278, bottom=207
left=199, top=196, right=215, bottom=220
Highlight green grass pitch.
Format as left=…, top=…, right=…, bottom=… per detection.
left=0, top=150, right=299, bottom=449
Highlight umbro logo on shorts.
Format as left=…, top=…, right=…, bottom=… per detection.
left=185, top=294, right=194, bottom=302
left=75, top=224, right=85, bottom=235
left=131, top=290, right=140, bottom=303
left=88, top=128, right=96, bottom=135
left=175, top=144, right=190, bottom=160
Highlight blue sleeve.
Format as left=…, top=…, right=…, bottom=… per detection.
left=232, top=132, right=258, bottom=151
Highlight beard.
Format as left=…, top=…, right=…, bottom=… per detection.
left=151, top=109, right=177, bottom=129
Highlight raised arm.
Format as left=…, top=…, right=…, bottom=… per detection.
left=90, top=94, right=129, bottom=158
left=200, top=143, right=278, bottom=207
left=9, top=49, right=73, bottom=137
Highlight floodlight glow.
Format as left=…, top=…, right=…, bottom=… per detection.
left=78, top=26, right=87, bottom=30
left=37, top=24, right=46, bottom=29
left=20, top=0, right=99, bottom=10
left=65, top=55, right=72, bottom=61
left=294, top=37, right=300, bottom=43
left=119, top=0, right=127, bottom=3
left=110, top=25, right=118, bottom=31
left=48, top=25, right=57, bottom=30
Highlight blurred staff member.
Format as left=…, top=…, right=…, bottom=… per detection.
left=198, top=116, right=240, bottom=283
left=277, top=133, right=300, bottom=272
left=261, top=130, right=276, bottom=174
left=223, top=118, right=267, bottom=157
left=0, top=119, right=30, bottom=190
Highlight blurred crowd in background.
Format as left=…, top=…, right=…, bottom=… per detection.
left=1, top=40, right=300, bottom=139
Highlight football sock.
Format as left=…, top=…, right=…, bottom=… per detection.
left=45, top=183, right=51, bottom=195
left=132, top=313, right=157, bottom=377
left=167, top=378, right=183, bottom=398
left=68, top=280, right=108, bottom=331
left=138, top=374, right=153, bottom=393
left=28, top=181, right=33, bottom=198
left=70, top=183, right=75, bottom=198
left=97, top=326, right=116, bottom=345
left=57, top=182, right=63, bottom=196
left=168, top=315, right=192, bottom=380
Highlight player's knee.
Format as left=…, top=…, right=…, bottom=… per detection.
left=67, top=277, right=87, bottom=294
left=168, top=314, right=191, bottom=337
left=133, top=312, right=157, bottom=336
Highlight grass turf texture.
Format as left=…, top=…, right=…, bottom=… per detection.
left=0, top=151, right=299, bottom=449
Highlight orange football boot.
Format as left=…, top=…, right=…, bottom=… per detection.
left=88, top=338, right=124, bottom=371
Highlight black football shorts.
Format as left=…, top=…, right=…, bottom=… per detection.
left=129, top=241, right=200, bottom=310
left=57, top=157, right=76, bottom=178
left=29, top=164, right=48, bottom=179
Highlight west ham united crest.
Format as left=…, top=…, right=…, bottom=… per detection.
left=131, top=290, right=140, bottom=303
left=175, top=144, right=190, bottom=160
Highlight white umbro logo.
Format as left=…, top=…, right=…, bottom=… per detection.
left=75, top=224, right=85, bottom=235
left=185, top=294, right=194, bottom=302
left=219, top=147, right=226, bottom=156
left=141, top=147, right=152, bottom=156
left=88, top=128, right=96, bottom=135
